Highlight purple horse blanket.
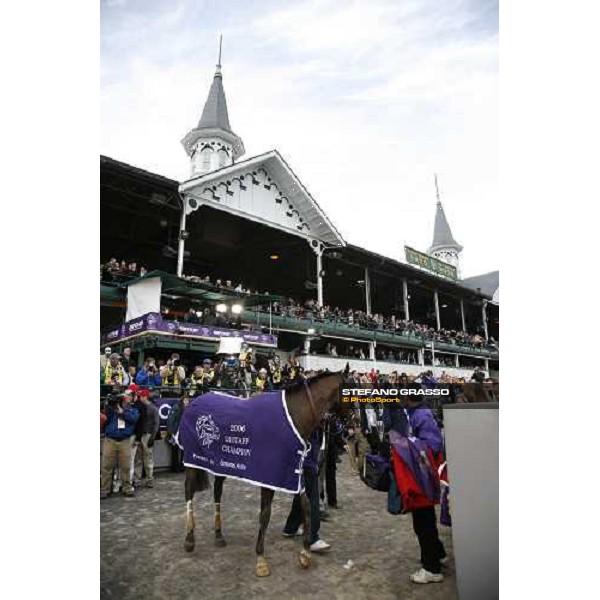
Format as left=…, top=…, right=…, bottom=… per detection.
left=178, top=391, right=307, bottom=494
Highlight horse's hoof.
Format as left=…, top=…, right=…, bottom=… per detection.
left=215, top=537, right=227, bottom=547
left=299, top=549, right=312, bottom=569
left=183, top=540, right=195, bottom=553
left=255, top=557, right=271, bottom=577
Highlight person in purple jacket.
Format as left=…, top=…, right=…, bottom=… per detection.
left=404, top=390, right=448, bottom=584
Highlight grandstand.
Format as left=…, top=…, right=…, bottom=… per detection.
left=100, top=55, right=499, bottom=380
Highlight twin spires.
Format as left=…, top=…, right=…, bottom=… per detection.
left=429, top=200, right=463, bottom=254
left=181, top=37, right=245, bottom=174
left=428, top=175, right=463, bottom=276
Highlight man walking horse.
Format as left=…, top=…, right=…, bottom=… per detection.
left=175, top=367, right=349, bottom=577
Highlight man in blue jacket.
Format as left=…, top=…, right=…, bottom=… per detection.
left=101, top=393, right=139, bottom=498
left=134, top=357, right=162, bottom=388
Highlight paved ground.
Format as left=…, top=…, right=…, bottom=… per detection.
left=101, top=460, right=458, bottom=600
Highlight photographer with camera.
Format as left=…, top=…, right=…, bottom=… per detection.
left=253, top=367, right=272, bottom=392
left=135, top=357, right=162, bottom=388
left=100, top=392, right=140, bottom=499
left=160, top=353, right=186, bottom=393
left=102, top=353, right=130, bottom=387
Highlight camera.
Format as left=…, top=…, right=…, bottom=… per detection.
left=106, top=394, right=123, bottom=409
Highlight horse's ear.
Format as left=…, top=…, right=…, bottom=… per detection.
left=343, top=362, right=350, bottom=377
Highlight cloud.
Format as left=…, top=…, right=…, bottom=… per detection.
left=101, top=0, right=498, bottom=277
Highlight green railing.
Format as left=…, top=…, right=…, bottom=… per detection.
left=244, top=310, right=499, bottom=358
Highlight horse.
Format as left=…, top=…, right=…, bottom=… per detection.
left=180, top=368, right=349, bottom=577
left=457, top=381, right=498, bottom=403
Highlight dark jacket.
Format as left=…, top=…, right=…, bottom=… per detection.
left=304, top=429, right=321, bottom=473
left=133, top=400, right=147, bottom=440
left=142, top=401, right=160, bottom=437
left=382, top=404, right=409, bottom=435
left=104, top=405, right=139, bottom=440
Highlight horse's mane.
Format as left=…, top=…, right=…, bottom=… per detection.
left=282, top=370, right=340, bottom=394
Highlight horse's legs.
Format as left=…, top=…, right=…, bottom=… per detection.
left=299, top=491, right=312, bottom=569
left=184, top=468, right=197, bottom=552
left=255, top=487, right=275, bottom=577
left=214, top=476, right=226, bottom=547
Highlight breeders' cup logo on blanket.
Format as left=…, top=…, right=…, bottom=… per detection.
left=195, top=414, right=220, bottom=447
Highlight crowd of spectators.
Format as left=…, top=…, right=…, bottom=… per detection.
left=101, top=347, right=307, bottom=398
left=267, top=298, right=497, bottom=351
left=101, top=345, right=495, bottom=400
left=101, top=258, right=147, bottom=283
left=102, top=262, right=498, bottom=353
left=181, top=274, right=271, bottom=297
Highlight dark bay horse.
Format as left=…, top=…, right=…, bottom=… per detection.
left=181, top=369, right=348, bottom=577
left=457, top=381, right=499, bottom=403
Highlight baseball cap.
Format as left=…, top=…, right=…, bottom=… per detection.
left=139, top=389, right=150, bottom=398
left=127, top=384, right=139, bottom=394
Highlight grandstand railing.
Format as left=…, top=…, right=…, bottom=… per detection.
left=246, top=309, right=499, bottom=358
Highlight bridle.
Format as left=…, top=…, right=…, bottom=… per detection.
left=302, top=371, right=345, bottom=432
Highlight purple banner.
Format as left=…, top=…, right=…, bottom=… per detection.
left=102, top=312, right=277, bottom=347
left=178, top=391, right=307, bottom=494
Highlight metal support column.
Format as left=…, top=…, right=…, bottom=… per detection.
left=418, top=348, right=425, bottom=366
left=369, top=341, right=376, bottom=360
left=402, top=278, right=410, bottom=320
left=460, top=298, right=466, bottom=332
left=455, top=354, right=460, bottom=368
left=482, top=301, right=489, bottom=341
left=365, top=267, right=372, bottom=316
left=484, top=358, right=490, bottom=374
left=137, top=349, right=145, bottom=369
left=303, top=337, right=311, bottom=355
left=176, top=199, right=187, bottom=277
left=434, top=289, right=441, bottom=330
left=316, top=253, right=323, bottom=307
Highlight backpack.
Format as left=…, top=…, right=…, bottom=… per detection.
left=362, top=453, right=391, bottom=492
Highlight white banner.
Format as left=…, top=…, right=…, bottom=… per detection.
left=216, top=337, right=243, bottom=355
left=126, top=277, right=162, bottom=322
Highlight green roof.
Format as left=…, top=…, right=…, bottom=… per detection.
left=125, top=270, right=285, bottom=307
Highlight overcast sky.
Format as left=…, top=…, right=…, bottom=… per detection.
left=101, top=0, right=498, bottom=278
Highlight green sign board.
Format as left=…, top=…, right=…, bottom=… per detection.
left=404, top=246, right=458, bottom=280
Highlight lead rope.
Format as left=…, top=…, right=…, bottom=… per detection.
left=303, top=382, right=320, bottom=432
